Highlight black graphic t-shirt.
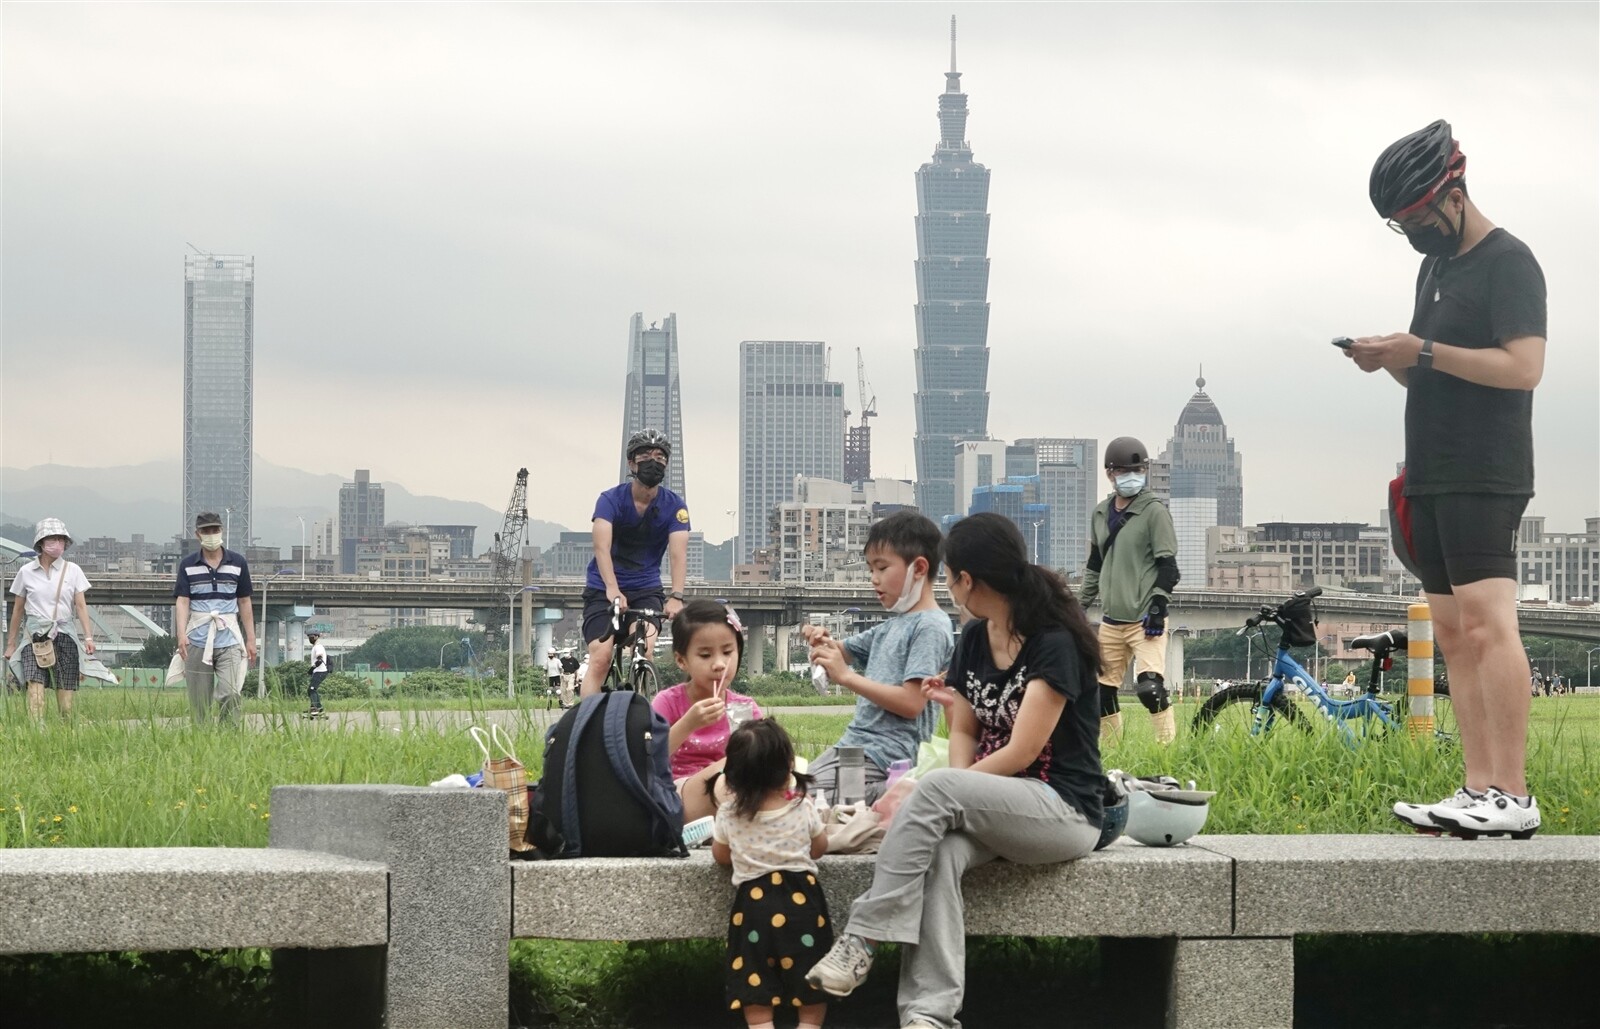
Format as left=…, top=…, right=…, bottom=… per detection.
left=949, top=622, right=1102, bottom=828
left=1405, top=228, right=1547, bottom=497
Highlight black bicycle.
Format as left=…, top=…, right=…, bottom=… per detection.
left=602, top=599, right=663, bottom=699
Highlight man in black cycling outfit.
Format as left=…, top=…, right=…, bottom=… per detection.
left=1350, top=120, right=1546, bottom=839
left=578, top=428, right=690, bottom=697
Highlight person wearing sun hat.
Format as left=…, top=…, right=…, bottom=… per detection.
left=4, top=518, right=96, bottom=718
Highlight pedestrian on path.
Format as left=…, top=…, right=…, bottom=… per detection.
left=173, top=512, right=257, bottom=724
left=307, top=631, right=329, bottom=717
left=4, top=518, right=96, bottom=719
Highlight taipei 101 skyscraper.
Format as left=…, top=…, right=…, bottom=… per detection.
left=911, top=17, right=992, bottom=524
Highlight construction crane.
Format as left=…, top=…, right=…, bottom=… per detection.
left=491, top=468, right=530, bottom=591
left=844, top=349, right=877, bottom=483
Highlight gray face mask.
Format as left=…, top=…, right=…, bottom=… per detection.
left=1114, top=473, right=1146, bottom=498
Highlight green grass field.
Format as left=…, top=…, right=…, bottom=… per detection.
left=2, top=689, right=1596, bottom=1027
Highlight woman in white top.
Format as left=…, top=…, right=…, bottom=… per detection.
left=4, top=518, right=95, bottom=718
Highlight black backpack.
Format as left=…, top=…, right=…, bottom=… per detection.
left=527, top=691, right=687, bottom=858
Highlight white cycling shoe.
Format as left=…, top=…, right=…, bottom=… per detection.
left=1393, top=788, right=1481, bottom=832
left=1428, top=787, right=1541, bottom=840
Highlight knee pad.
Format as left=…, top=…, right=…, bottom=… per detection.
left=1135, top=672, right=1170, bottom=714
left=1100, top=685, right=1122, bottom=716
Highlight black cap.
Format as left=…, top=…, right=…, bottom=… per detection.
left=195, top=512, right=224, bottom=529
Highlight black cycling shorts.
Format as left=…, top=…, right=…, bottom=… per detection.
left=1408, top=493, right=1527, bottom=595
left=580, top=586, right=666, bottom=644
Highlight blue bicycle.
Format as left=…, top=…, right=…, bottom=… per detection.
left=1189, top=587, right=1455, bottom=743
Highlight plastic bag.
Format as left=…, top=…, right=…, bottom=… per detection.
left=912, top=736, right=949, bottom=779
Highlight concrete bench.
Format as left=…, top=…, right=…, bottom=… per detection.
left=0, top=847, right=387, bottom=954
left=4, top=786, right=1597, bottom=1029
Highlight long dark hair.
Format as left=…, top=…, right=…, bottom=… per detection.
left=721, top=719, right=814, bottom=821
left=945, top=512, right=1101, bottom=674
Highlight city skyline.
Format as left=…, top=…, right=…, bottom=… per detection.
left=2, top=6, right=1595, bottom=539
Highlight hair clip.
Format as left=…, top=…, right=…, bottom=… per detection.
left=725, top=608, right=744, bottom=633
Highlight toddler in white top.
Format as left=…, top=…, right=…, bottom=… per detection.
left=711, top=718, right=832, bottom=1029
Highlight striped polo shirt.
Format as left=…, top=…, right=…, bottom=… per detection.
left=173, top=549, right=254, bottom=648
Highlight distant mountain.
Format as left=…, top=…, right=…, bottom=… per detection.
left=0, top=459, right=568, bottom=553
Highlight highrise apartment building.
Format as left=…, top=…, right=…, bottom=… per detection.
left=182, top=253, right=254, bottom=549
left=1159, top=373, right=1244, bottom=584
left=911, top=19, right=992, bottom=524
left=1017, top=437, right=1099, bottom=580
left=738, top=342, right=845, bottom=564
left=617, top=313, right=687, bottom=495
left=338, top=469, right=386, bottom=574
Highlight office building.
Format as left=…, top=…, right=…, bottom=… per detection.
left=1160, top=372, right=1244, bottom=583
left=338, top=470, right=386, bottom=574
left=738, top=342, right=845, bottom=563
left=970, top=476, right=1051, bottom=566
left=1016, top=437, right=1098, bottom=579
left=911, top=19, right=993, bottom=523
left=1517, top=516, right=1600, bottom=602
left=952, top=440, right=1008, bottom=518
left=617, top=313, right=687, bottom=496
left=1210, top=522, right=1388, bottom=590
left=183, top=253, right=254, bottom=549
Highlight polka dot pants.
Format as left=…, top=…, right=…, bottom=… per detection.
left=725, top=869, right=834, bottom=1012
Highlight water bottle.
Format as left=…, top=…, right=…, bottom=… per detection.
left=836, top=745, right=866, bottom=805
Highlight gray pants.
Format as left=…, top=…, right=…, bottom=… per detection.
left=808, top=746, right=892, bottom=805
left=843, top=767, right=1100, bottom=1029
left=184, top=644, right=246, bottom=724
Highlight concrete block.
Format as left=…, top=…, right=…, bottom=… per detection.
left=272, top=785, right=510, bottom=1029
left=1195, top=834, right=1600, bottom=936
left=0, top=847, right=387, bottom=955
left=1168, top=937, right=1292, bottom=1029
left=512, top=838, right=1232, bottom=941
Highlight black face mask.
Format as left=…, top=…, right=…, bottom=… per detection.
left=1403, top=199, right=1464, bottom=257
left=633, top=460, right=666, bottom=488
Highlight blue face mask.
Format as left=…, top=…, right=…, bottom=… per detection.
left=1114, top=473, right=1146, bottom=498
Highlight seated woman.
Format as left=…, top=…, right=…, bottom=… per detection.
left=652, top=600, right=763, bottom=823
left=805, top=513, right=1105, bottom=1029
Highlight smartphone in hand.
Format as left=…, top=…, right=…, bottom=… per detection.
left=1331, top=336, right=1356, bottom=350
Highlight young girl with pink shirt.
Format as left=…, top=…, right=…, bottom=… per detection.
left=652, top=600, right=763, bottom=823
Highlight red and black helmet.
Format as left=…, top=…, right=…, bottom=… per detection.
left=1369, top=119, right=1466, bottom=220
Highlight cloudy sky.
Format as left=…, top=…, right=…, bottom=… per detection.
left=3, top=2, right=1596, bottom=541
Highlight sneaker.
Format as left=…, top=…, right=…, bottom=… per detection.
left=1393, top=787, right=1480, bottom=832
left=1429, top=787, right=1541, bottom=839
left=805, top=933, right=875, bottom=997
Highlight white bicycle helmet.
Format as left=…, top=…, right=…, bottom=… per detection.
left=1125, top=790, right=1214, bottom=847
left=1109, top=770, right=1214, bottom=847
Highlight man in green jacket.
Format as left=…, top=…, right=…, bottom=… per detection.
left=1078, top=437, right=1182, bottom=744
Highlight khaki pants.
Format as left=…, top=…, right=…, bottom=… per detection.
left=1096, top=621, right=1167, bottom=686
left=185, top=644, right=246, bottom=724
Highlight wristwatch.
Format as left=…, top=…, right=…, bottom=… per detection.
left=667, top=591, right=685, bottom=602
left=1417, top=338, right=1435, bottom=369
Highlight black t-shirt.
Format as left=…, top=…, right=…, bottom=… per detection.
left=1405, top=228, right=1546, bottom=497
left=949, top=622, right=1103, bottom=828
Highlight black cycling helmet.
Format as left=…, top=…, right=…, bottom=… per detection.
left=1104, top=436, right=1150, bottom=469
left=626, top=427, right=672, bottom=460
left=1369, top=119, right=1466, bottom=220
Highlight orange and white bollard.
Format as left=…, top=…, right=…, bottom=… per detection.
left=1407, top=602, right=1434, bottom=738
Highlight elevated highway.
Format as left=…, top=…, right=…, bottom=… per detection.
left=87, top=575, right=1600, bottom=641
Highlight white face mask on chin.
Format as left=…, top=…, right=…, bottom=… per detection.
left=889, top=563, right=926, bottom=614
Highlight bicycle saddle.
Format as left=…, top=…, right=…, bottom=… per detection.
left=1350, top=629, right=1407, bottom=652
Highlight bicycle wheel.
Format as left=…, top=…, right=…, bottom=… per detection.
left=1189, top=682, right=1307, bottom=737
left=631, top=661, right=659, bottom=700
